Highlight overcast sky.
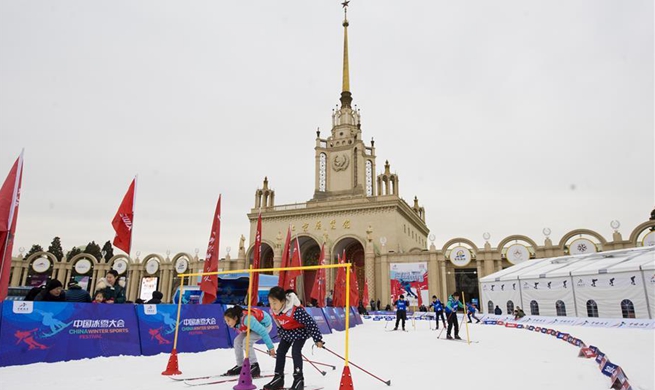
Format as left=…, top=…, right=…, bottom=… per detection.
left=1, top=0, right=653, bottom=258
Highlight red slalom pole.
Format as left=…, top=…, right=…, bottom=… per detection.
left=302, top=353, right=326, bottom=376
left=323, top=347, right=391, bottom=386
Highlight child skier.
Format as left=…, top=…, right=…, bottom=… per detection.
left=445, top=292, right=464, bottom=340
left=466, top=302, right=481, bottom=323
left=393, top=294, right=409, bottom=331
left=430, top=295, right=447, bottom=329
left=264, top=287, right=324, bottom=390
left=223, top=305, right=275, bottom=377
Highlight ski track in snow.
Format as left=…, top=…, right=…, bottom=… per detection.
left=0, top=319, right=653, bottom=390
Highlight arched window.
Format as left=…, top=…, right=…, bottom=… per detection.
left=530, top=300, right=540, bottom=315
left=556, top=300, right=566, bottom=316
left=488, top=301, right=494, bottom=313
left=507, top=300, right=514, bottom=315
left=586, top=300, right=599, bottom=317
left=621, top=299, right=635, bottom=318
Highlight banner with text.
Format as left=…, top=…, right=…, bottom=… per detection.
left=0, top=301, right=140, bottom=367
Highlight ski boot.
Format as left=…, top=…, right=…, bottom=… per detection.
left=446, top=335, right=453, bottom=340
left=290, top=369, right=304, bottom=390
left=224, top=365, right=241, bottom=376
left=250, top=362, right=261, bottom=378
left=263, top=372, right=284, bottom=390
left=454, top=335, right=462, bottom=340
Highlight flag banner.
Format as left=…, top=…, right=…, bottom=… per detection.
left=250, top=214, right=262, bottom=307
left=0, top=301, right=140, bottom=367
left=0, top=153, right=23, bottom=301
left=111, top=178, right=136, bottom=254
left=310, top=244, right=326, bottom=307
left=332, top=254, right=347, bottom=307
left=389, top=262, right=429, bottom=307
left=200, top=196, right=221, bottom=304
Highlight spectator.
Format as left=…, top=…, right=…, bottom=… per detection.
left=514, top=307, right=526, bottom=320
left=65, top=282, right=92, bottom=303
left=98, top=270, right=126, bottom=303
left=135, top=299, right=145, bottom=304
left=494, top=305, right=502, bottom=315
left=146, top=291, right=164, bottom=304
left=93, top=291, right=105, bottom=303
left=24, top=283, right=46, bottom=301
left=376, top=299, right=381, bottom=311
left=419, top=304, right=428, bottom=312
left=370, top=299, right=376, bottom=311
left=357, top=302, right=368, bottom=315
left=35, top=280, right=66, bottom=302
left=384, top=303, right=392, bottom=311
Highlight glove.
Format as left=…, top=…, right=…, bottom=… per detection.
left=315, top=341, right=325, bottom=349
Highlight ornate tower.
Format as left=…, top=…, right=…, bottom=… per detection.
left=313, top=4, right=377, bottom=200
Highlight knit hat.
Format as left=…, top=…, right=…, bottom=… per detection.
left=46, top=279, right=63, bottom=291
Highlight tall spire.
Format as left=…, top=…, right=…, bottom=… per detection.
left=340, top=1, right=353, bottom=109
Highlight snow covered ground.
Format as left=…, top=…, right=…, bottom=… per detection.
left=1, top=318, right=653, bottom=390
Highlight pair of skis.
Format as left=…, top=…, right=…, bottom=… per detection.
left=170, top=372, right=323, bottom=389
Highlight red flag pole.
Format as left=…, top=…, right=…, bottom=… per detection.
left=129, top=175, right=137, bottom=256
left=0, top=150, right=24, bottom=301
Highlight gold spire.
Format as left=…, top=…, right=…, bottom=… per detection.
left=340, top=1, right=353, bottom=108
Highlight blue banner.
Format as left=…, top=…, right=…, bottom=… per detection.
left=335, top=307, right=356, bottom=329
left=306, top=308, right=331, bottom=335
left=350, top=307, right=363, bottom=325
left=0, top=301, right=140, bottom=367
left=601, top=361, right=619, bottom=377
left=322, top=307, right=345, bottom=331
left=136, top=304, right=231, bottom=356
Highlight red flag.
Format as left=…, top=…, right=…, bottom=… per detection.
left=200, top=195, right=221, bottom=304
left=362, top=279, right=370, bottom=309
left=277, top=227, right=291, bottom=289
left=283, top=238, right=302, bottom=291
left=310, top=243, right=326, bottom=307
left=0, top=152, right=24, bottom=301
left=332, top=253, right=346, bottom=307
left=111, top=178, right=136, bottom=254
left=348, top=264, right=359, bottom=307
left=249, top=213, right=262, bottom=307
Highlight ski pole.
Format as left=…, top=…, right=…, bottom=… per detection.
left=302, top=353, right=326, bottom=376
left=323, top=347, right=391, bottom=386
left=253, top=347, right=336, bottom=370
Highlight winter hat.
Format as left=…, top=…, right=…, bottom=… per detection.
left=432, top=295, right=437, bottom=299
left=46, top=279, right=63, bottom=291
left=400, top=294, right=405, bottom=299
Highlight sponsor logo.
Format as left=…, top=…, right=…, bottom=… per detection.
left=13, top=301, right=33, bottom=314
left=144, top=305, right=157, bottom=315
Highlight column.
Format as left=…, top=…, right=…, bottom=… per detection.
left=427, top=247, right=438, bottom=299
left=364, top=243, right=375, bottom=303
left=439, top=258, right=448, bottom=301
left=379, top=252, right=390, bottom=307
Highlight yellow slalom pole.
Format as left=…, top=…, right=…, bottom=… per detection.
left=345, top=263, right=350, bottom=366
left=172, top=276, right=185, bottom=350
left=245, top=265, right=254, bottom=359
left=462, top=291, right=471, bottom=345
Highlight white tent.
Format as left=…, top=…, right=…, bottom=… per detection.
left=480, top=246, right=655, bottom=319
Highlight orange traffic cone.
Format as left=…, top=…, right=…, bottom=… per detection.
left=161, top=348, right=182, bottom=376
left=339, top=366, right=354, bottom=390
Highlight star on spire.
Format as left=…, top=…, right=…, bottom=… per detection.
left=342, top=1, right=350, bottom=8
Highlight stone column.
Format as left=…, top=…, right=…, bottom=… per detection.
left=365, top=241, right=375, bottom=303
left=427, top=244, right=438, bottom=298
left=379, top=252, right=390, bottom=307
left=10, top=259, right=22, bottom=286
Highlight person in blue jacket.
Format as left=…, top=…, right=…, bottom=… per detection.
left=393, top=294, right=409, bottom=331
left=445, top=292, right=464, bottom=339
left=223, top=305, right=275, bottom=377
left=430, top=295, right=447, bottom=329
left=466, top=302, right=481, bottom=323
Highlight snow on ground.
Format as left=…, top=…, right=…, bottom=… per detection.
left=1, top=318, right=653, bottom=390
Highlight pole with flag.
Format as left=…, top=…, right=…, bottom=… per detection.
left=0, top=151, right=24, bottom=301
left=111, top=177, right=137, bottom=255
left=200, top=195, right=221, bottom=304
left=310, top=243, right=326, bottom=307
left=332, top=252, right=346, bottom=307
left=249, top=213, right=262, bottom=307
left=286, top=237, right=302, bottom=291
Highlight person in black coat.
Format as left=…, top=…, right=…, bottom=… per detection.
left=146, top=290, right=164, bottom=304
left=65, top=282, right=91, bottom=302
left=35, top=280, right=66, bottom=302
left=494, top=305, right=502, bottom=315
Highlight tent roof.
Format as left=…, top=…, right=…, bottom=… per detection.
left=480, top=246, right=655, bottom=281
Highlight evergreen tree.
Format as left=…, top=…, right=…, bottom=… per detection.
left=84, top=241, right=103, bottom=262
left=48, top=237, right=64, bottom=262
left=101, top=240, right=114, bottom=260
left=67, top=246, right=82, bottom=259
left=25, top=244, right=43, bottom=258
